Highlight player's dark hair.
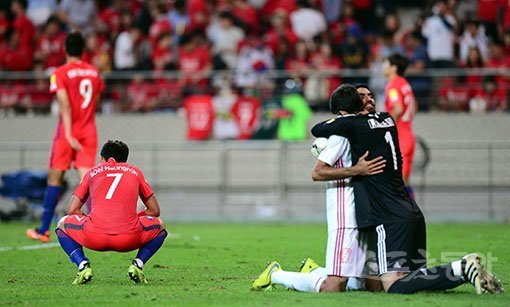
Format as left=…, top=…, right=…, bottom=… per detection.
left=354, top=83, right=372, bottom=93
left=65, top=31, right=85, bottom=57
left=100, top=140, right=129, bottom=163
left=329, top=84, right=364, bottom=114
left=387, top=53, right=409, bottom=76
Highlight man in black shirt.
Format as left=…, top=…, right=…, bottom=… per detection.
left=311, top=84, right=503, bottom=294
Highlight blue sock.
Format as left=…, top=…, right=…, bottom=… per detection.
left=135, top=230, right=168, bottom=266
left=39, top=185, right=62, bottom=234
left=55, top=229, right=89, bottom=269
left=406, top=185, right=415, bottom=200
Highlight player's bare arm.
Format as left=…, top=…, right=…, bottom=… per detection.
left=56, top=89, right=82, bottom=151
left=67, top=195, right=86, bottom=215
left=142, top=194, right=161, bottom=217
left=312, top=151, right=386, bottom=181
left=390, top=97, right=404, bottom=122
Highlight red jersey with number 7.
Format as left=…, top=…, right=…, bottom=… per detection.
left=73, top=159, right=154, bottom=234
left=50, top=61, right=104, bottom=138
left=385, top=76, right=415, bottom=135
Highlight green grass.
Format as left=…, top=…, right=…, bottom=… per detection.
left=0, top=223, right=508, bottom=306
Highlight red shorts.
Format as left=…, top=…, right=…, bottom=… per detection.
left=399, top=134, right=416, bottom=179
left=49, top=134, right=97, bottom=170
left=61, top=215, right=164, bottom=252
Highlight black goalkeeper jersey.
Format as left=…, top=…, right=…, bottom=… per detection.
left=311, top=112, right=424, bottom=228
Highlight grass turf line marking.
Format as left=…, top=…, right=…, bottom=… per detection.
left=0, top=242, right=60, bottom=252
left=0, top=232, right=181, bottom=252
left=0, top=233, right=181, bottom=252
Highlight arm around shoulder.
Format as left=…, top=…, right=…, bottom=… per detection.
left=311, top=160, right=359, bottom=181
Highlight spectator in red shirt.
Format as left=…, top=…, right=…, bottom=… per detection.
left=0, top=9, right=9, bottom=46
left=486, top=40, right=510, bottom=84
left=478, top=0, right=499, bottom=40
left=232, top=0, right=259, bottom=34
left=0, top=30, right=33, bottom=70
left=305, top=42, right=341, bottom=104
left=471, top=75, right=508, bottom=112
left=11, top=0, right=35, bottom=51
left=187, top=0, right=210, bottom=31
left=151, top=32, right=176, bottom=71
left=82, top=32, right=112, bottom=72
left=462, top=46, right=485, bottom=90
left=285, top=39, right=311, bottom=82
left=20, top=62, right=53, bottom=114
left=330, top=2, right=363, bottom=54
left=35, top=16, right=66, bottom=69
left=97, top=0, right=126, bottom=40
left=263, top=10, right=298, bottom=54
left=498, top=0, right=510, bottom=39
left=0, top=81, right=23, bottom=114
left=178, top=32, right=211, bottom=90
left=260, top=0, right=296, bottom=22
left=438, top=75, right=471, bottom=112
left=503, top=30, right=510, bottom=56
left=148, top=2, right=172, bottom=48
left=125, top=74, right=158, bottom=112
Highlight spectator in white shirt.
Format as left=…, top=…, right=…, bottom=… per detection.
left=207, top=11, right=245, bottom=69
left=459, top=19, right=489, bottom=63
left=114, top=25, right=142, bottom=70
left=421, top=0, right=457, bottom=68
left=290, top=0, right=327, bottom=44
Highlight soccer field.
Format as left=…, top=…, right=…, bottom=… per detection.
left=0, top=223, right=507, bottom=306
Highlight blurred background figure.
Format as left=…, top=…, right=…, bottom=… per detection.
left=422, top=0, right=457, bottom=68
left=26, top=0, right=57, bottom=27
left=57, top=0, right=97, bottom=34
left=207, top=11, right=245, bottom=70
left=277, top=79, right=312, bottom=141
left=212, top=80, right=239, bottom=140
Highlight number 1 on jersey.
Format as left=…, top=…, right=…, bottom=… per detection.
left=385, top=131, right=398, bottom=170
left=105, top=173, right=123, bottom=199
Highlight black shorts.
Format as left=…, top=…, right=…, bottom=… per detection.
left=375, top=218, right=427, bottom=274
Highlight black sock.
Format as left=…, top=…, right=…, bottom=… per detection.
left=387, top=264, right=466, bottom=294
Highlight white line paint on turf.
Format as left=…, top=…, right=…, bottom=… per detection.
left=0, top=242, right=60, bottom=252
left=0, top=233, right=181, bottom=252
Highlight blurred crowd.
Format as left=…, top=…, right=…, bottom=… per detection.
left=0, top=0, right=509, bottom=115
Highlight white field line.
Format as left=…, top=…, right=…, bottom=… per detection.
left=0, top=242, right=60, bottom=252
left=0, top=232, right=181, bottom=252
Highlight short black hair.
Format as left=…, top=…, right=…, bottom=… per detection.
left=100, top=140, right=129, bottom=162
left=329, top=84, right=364, bottom=115
left=65, top=31, right=85, bottom=57
left=387, top=53, right=409, bottom=76
left=354, top=83, right=372, bottom=93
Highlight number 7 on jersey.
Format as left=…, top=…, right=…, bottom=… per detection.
left=105, top=173, right=123, bottom=199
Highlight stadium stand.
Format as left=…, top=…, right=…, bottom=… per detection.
left=0, top=0, right=509, bottom=114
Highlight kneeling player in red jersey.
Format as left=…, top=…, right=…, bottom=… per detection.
left=55, top=140, right=167, bottom=284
